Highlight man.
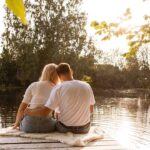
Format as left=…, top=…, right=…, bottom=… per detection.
left=25, top=63, right=95, bottom=133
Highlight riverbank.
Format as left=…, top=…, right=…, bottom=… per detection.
left=0, top=85, right=150, bottom=98
left=93, top=88, right=150, bottom=98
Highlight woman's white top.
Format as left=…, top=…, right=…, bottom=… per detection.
left=22, top=81, right=55, bottom=109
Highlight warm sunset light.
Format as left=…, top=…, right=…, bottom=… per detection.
left=116, top=116, right=132, bottom=149
left=82, top=0, right=150, bottom=52
left=0, top=1, right=150, bottom=150
left=0, top=0, right=150, bottom=52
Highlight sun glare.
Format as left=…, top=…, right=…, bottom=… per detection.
left=116, top=119, right=131, bottom=149
left=82, top=0, right=150, bottom=52
left=0, top=0, right=5, bottom=53
left=0, top=0, right=150, bottom=53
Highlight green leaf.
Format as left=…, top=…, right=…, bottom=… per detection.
left=95, top=30, right=102, bottom=35
left=102, top=35, right=111, bottom=41
left=127, top=34, right=135, bottom=40
left=90, top=21, right=99, bottom=27
left=5, top=0, right=27, bottom=25
left=128, top=41, right=136, bottom=47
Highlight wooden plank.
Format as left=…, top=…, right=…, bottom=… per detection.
left=0, top=135, right=113, bottom=144
left=0, top=131, right=127, bottom=150
left=0, top=136, right=57, bottom=144
left=0, top=147, right=126, bottom=150
left=0, top=146, right=126, bottom=150
left=0, top=140, right=126, bottom=148
left=0, top=143, right=126, bottom=150
left=0, top=138, right=119, bottom=146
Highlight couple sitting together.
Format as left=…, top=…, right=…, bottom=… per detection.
left=13, top=63, right=95, bottom=134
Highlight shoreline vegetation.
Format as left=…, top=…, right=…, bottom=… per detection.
left=0, top=0, right=150, bottom=97
left=93, top=88, right=150, bottom=98
left=0, top=85, right=150, bottom=98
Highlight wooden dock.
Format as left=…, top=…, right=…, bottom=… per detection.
left=0, top=133, right=127, bottom=150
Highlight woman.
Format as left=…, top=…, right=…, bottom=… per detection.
left=13, top=63, right=59, bottom=133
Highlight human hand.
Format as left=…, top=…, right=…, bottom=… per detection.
left=24, top=107, right=30, bottom=116
left=12, top=123, right=19, bottom=129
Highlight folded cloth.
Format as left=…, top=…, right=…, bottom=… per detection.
left=0, top=126, right=104, bottom=147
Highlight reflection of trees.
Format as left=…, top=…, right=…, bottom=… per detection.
left=136, top=98, right=150, bottom=125
left=146, top=105, right=150, bottom=126
left=0, top=92, right=21, bottom=128
left=117, top=97, right=150, bottom=115
left=97, top=97, right=150, bottom=124
left=95, top=97, right=150, bottom=149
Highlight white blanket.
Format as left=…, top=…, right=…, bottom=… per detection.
left=0, top=126, right=104, bottom=147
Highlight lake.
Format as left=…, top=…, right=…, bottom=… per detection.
left=0, top=92, right=150, bottom=150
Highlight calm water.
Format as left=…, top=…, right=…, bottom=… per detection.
left=0, top=92, right=150, bottom=150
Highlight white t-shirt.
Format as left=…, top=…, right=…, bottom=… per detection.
left=45, top=80, right=95, bottom=126
left=22, top=81, right=55, bottom=109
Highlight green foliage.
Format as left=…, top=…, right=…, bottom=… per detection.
left=81, top=75, right=92, bottom=83
left=93, top=62, right=150, bottom=89
left=0, top=0, right=97, bottom=87
left=91, top=7, right=150, bottom=58
left=92, top=48, right=150, bottom=89
left=1, top=1, right=150, bottom=90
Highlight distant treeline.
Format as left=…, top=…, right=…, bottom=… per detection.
left=0, top=0, right=150, bottom=91
left=0, top=60, right=150, bottom=90
left=92, top=63, right=150, bottom=89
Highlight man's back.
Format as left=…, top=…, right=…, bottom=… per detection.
left=45, top=80, right=95, bottom=126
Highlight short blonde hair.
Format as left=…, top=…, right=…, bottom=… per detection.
left=39, top=63, right=58, bottom=83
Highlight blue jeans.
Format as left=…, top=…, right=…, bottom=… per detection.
left=20, top=115, right=56, bottom=133
left=56, top=122, right=90, bottom=134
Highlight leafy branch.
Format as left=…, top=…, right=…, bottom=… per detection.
left=91, top=8, right=150, bottom=58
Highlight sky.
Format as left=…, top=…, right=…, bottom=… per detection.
left=0, top=0, right=150, bottom=53
left=82, top=0, right=150, bottom=53
left=0, top=0, right=5, bottom=52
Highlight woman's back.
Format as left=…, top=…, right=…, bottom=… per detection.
left=14, top=63, right=58, bottom=133
left=22, top=81, right=55, bottom=109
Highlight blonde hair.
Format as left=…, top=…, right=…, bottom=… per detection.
left=39, top=63, right=58, bottom=83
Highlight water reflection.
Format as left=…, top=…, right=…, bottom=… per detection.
left=0, top=92, right=22, bottom=128
left=0, top=93, right=150, bottom=149
left=93, top=97, right=150, bottom=150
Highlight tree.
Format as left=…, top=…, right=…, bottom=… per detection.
left=0, top=48, right=18, bottom=86
left=1, top=0, right=97, bottom=87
